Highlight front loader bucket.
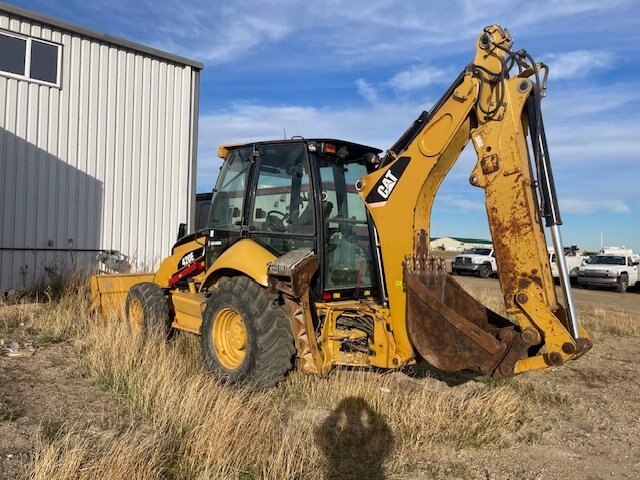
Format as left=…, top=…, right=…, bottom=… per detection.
left=90, top=273, right=155, bottom=319
left=405, top=257, right=538, bottom=379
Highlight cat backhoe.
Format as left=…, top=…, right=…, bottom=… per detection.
left=91, top=25, right=591, bottom=387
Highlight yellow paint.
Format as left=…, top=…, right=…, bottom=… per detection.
left=212, top=307, right=248, bottom=369
left=154, top=235, right=207, bottom=287
left=218, top=143, right=245, bottom=159
left=201, top=239, right=276, bottom=289
left=171, top=290, right=207, bottom=333
left=128, top=298, right=143, bottom=333
left=90, top=273, right=155, bottom=318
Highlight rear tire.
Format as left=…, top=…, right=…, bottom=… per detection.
left=617, top=274, right=629, bottom=293
left=125, top=282, right=171, bottom=340
left=478, top=264, right=491, bottom=279
left=200, top=276, right=295, bottom=388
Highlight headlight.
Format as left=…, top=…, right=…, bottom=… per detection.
left=471, top=257, right=483, bottom=264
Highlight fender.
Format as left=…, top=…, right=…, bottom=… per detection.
left=154, top=235, right=207, bottom=287
left=200, top=239, right=277, bottom=291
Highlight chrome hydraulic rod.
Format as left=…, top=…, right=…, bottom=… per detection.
left=550, top=224, right=581, bottom=339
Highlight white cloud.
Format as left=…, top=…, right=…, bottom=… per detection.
left=196, top=79, right=640, bottom=202
left=355, top=79, right=380, bottom=104
left=560, top=198, right=631, bottom=214
left=387, top=66, right=449, bottom=92
left=436, top=194, right=485, bottom=212
left=543, top=50, right=614, bottom=80
left=73, top=0, right=634, bottom=67
left=542, top=85, right=640, bottom=118
left=196, top=101, right=423, bottom=189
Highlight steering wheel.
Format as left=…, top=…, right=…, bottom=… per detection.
left=266, top=210, right=288, bottom=232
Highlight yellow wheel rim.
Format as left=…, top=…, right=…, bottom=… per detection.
left=129, top=299, right=144, bottom=333
left=212, top=307, right=248, bottom=370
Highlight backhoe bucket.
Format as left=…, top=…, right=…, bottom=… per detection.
left=405, top=257, right=537, bottom=379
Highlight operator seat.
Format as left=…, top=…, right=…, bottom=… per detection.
left=290, top=199, right=333, bottom=234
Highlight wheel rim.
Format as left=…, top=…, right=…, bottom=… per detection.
left=129, top=299, right=144, bottom=333
left=212, top=307, right=248, bottom=370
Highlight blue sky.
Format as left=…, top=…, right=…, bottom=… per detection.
left=15, top=0, right=640, bottom=252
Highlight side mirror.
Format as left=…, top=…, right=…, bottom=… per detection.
left=255, top=208, right=267, bottom=219
left=633, top=261, right=639, bottom=266
left=231, top=207, right=241, bottom=218
left=177, top=223, right=187, bottom=240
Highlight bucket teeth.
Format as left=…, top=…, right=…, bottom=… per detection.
left=406, top=254, right=447, bottom=281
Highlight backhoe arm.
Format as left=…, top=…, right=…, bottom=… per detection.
left=357, top=25, right=591, bottom=378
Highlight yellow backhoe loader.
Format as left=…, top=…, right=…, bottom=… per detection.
left=92, top=25, right=591, bottom=388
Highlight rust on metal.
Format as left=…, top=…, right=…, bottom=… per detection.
left=405, top=230, right=539, bottom=379
left=481, top=154, right=500, bottom=174
left=267, top=249, right=319, bottom=298
left=267, top=249, right=326, bottom=375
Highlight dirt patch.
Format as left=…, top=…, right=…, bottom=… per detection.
left=429, top=335, right=640, bottom=479
left=0, top=341, right=119, bottom=479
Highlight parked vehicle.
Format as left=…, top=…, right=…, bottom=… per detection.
left=549, top=246, right=588, bottom=278
left=577, top=248, right=639, bottom=293
left=451, top=247, right=496, bottom=278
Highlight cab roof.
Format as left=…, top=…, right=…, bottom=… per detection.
left=218, top=138, right=382, bottom=159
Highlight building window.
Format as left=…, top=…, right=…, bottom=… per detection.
left=0, top=31, right=61, bottom=86
left=0, top=34, right=26, bottom=75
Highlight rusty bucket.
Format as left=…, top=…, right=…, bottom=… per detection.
left=405, top=256, right=537, bottom=379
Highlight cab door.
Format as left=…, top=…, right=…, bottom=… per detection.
left=247, top=143, right=317, bottom=255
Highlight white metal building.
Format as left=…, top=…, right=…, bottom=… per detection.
left=430, top=237, right=492, bottom=252
left=0, top=2, right=203, bottom=290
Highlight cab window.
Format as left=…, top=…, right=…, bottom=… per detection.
left=249, top=143, right=315, bottom=255
left=251, top=143, right=314, bottom=236
left=319, top=159, right=375, bottom=290
left=208, top=147, right=252, bottom=231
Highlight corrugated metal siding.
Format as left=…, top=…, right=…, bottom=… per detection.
left=0, top=12, right=199, bottom=290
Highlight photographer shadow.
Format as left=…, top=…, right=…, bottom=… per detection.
left=316, top=396, right=393, bottom=480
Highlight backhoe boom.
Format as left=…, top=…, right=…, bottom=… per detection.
left=357, top=25, right=591, bottom=378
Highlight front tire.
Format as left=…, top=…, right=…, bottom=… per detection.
left=125, top=282, right=171, bottom=340
left=478, top=264, right=492, bottom=279
left=200, top=276, right=295, bottom=388
left=617, top=273, right=629, bottom=293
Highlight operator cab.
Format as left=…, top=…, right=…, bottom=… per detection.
left=206, top=138, right=382, bottom=301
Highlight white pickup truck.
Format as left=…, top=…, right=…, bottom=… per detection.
left=577, top=248, right=639, bottom=293
left=549, top=247, right=588, bottom=279
left=451, top=247, right=497, bottom=278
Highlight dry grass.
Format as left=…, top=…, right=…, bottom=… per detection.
left=467, top=286, right=640, bottom=338
left=11, top=278, right=635, bottom=479
left=580, top=307, right=639, bottom=337
left=28, top=318, right=528, bottom=479
left=15, top=281, right=533, bottom=480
